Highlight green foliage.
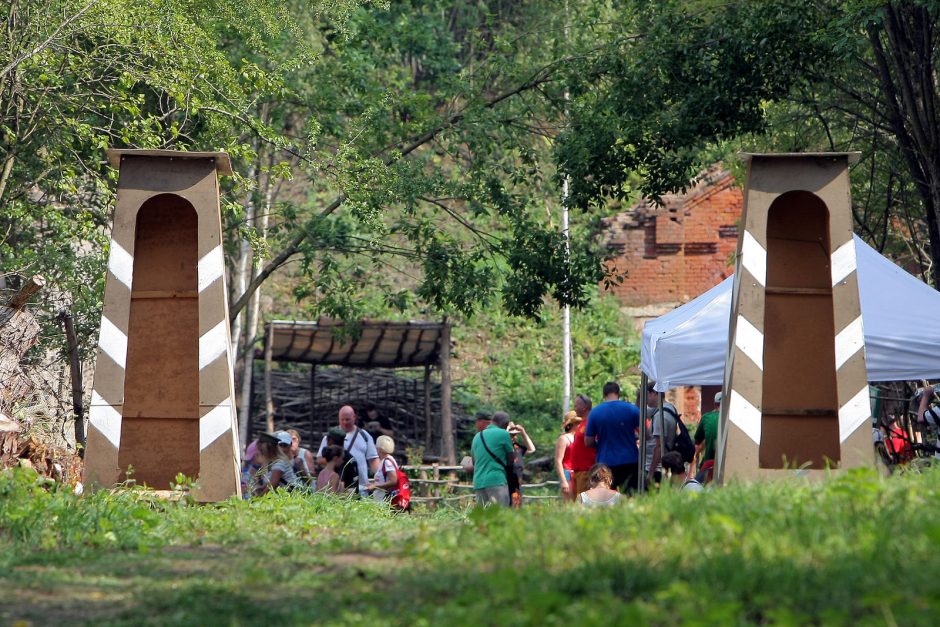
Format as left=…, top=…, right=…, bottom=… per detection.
left=454, top=294, right=640, bottom=449
left=0, top=0, right=358, bottom=355
left=557, top=0, right=829, bottom=209
left=4, top=465, right=940, bottom=624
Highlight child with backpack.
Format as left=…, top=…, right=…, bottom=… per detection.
left=367, top=435, right=411, bottom=511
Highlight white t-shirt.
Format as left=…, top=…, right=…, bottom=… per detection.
left=318, top=427, right=378, bottom=494
left=373, top=456, right=399, bottom=502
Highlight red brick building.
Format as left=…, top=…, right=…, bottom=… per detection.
left=600, top=166, right=743, bottom=421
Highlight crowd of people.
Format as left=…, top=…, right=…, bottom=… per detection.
left=242, top=379, right=719, bottom=511
left=240, top=404, right=411, bottom=510
left=468, top=380, right=716, bottom=507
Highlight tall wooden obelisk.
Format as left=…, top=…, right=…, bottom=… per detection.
left=84, top=150, right=241, bottom=501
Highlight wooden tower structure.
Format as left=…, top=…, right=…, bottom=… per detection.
left=716, top=153, right=873, bottom=482
left=84, top=150, right=241, bottom=501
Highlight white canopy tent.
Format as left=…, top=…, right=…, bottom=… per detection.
left=641, top=235, right=940, bottom=392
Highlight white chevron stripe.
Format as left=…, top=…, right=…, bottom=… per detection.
left=98, top=316, right=127, bottom=370
left=735, top=315, right=764, bottom=370
left=728, top=389, right=762, bottom=444
left=107, top=240, right=134, bottom=290
left=89, top=393, right=122, bottom=448
left=834, top=316, right=864, bottom=369
left=200, top=400, right=235, bottom=450
left=199, top=320, right=229, bottom=370
left=830, top=240, right=857, bottom=286
left=198, top=246, right=225, bottom=293
left=741, top=231, right=767, bottom=287
left=839, top=386, right=871, bottom=443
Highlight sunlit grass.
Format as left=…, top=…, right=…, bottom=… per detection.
left=2, top=465, right=939, bottom=625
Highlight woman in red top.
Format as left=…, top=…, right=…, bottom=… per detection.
left=554, top=411, right=581, bottom=501
left=567, top=394, right=597, bottom=499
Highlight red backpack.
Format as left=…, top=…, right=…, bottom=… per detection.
left=383, top=458, right=411, bottom=511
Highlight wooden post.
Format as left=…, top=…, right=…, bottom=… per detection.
left=439, top=321, right=455, bottom=465
left=264, top=322, right=275, bottom=432
left=58, top=312, right=85, bottom=452
left=309, top=364, right=316, bottom=438
left=423, top=363, right=431, bottom=449
left=246, top=357, right=256, bottom=448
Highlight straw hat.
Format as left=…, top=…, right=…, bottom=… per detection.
left=561, top=410, right=582, bottom=432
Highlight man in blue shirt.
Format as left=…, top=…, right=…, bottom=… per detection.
left=584, top=381, right=640, bottom=493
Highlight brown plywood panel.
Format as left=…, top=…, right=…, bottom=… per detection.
left=129, top=195, right=199, bottom=292
left=759, top=414, right=840, bottom=469
left=83, top=424, right=120, bottom=487
left=121, top=195, right=200, bottom=481
left=760, top=191, right=840, bottom=468
left=119, top=418, right=200, bottom=488
left=196, top=423, right=242, bottom=501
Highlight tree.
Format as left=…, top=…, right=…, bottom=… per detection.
left=556, top=0, right=940, bottom=285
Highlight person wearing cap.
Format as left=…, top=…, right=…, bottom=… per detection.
left=693, top=391, right=721, bottom=484
left=584, top=382, right=641, bottom=493
left=470, top=411, right=515, bottom=506
left=554, top=411, right=581, bottom=501
left=316, top=405, right=379, bottom=496
left=257, top=431, right=308, bottom=494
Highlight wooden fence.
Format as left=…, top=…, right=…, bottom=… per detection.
left=403, top=463, right=561, bottom=504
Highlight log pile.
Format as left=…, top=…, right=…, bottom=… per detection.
left=0, top=276, right=44, bottom=416
left=1, top=276, right=44, bottom=460
left=249, top=365, right=474, bottom=458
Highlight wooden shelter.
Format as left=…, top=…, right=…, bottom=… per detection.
left=255, top=319, right=456, bottom=464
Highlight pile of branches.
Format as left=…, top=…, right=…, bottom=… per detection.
left=0, top=427, right=82, bottom=485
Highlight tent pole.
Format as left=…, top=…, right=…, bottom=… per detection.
left=657, top=390, right=665, bottom=491
left=638, top=373, right=648, bottom=493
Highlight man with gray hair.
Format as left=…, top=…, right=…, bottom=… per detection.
left=469, top=411, right=515, bottom=506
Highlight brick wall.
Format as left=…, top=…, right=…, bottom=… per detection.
left=600, top=169, right=742, bottom=307
left=600, top=167, right=743, bottom=422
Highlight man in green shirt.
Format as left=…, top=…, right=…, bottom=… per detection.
left=694, top=391, right=721, bottom=483
left=469, top=411, right=515, bottom=506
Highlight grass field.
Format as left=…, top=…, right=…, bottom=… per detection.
left=2, top=465, right=939, bottom=626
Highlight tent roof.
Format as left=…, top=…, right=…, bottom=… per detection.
left=264, top=320, right=446, bottom=368
left=641, top=235, right=940, bottom=391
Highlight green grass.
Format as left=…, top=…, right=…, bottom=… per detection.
left=3, top=465, right=939, bottom=625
